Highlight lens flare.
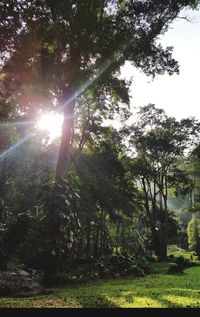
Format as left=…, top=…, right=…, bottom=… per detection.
left=37, top=113, right=63, bottom=141
left=0, top=132, right=34, bottom=162
left=0, top=120, right=35, bottom=128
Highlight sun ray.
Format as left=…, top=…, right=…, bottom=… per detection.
left=0, top=132, right=34, bottom=162
left=0, top=120, right=35, bottom=128
left=61, top=43, right=128, bottom=111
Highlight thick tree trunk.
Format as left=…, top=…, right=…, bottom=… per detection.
left=47, top=87, right=75, bottom=249
left=55, top=87, right=75, bottom=187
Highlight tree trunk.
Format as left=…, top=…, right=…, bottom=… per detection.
left=94, top=223, right=100, bottom=258
left=55, top=86, right=75, bottom=187
left=162, top=194, right=168, bottom=259
left=0, top=157, right=7, bottom=199
left=158, top=191, right=168, bottom=260
left=47, top=87, right=75, bottom=250
left=86, top=221, right=91, bottom=258
left=121, top=222, right=125, bottom=250
left=151, top=224, right=161, bottom=257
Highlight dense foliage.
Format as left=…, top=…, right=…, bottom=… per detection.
left=0, top=0, right=200, bottom=281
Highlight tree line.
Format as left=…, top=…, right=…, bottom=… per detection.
left=0, top=0, right=200, bottom=278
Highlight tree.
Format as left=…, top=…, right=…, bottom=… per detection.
left=127, top=104, right=200, bottom=259
left=74, top=126, right=142, bottom=258
left=1, top=1, right=199, bottom=273
left=0, top=0, right=198, bottom=188
left=187, top=212, right=200, bottom=257
left=187, top=144, right=200, bottom=212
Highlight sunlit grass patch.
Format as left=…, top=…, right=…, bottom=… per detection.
left=106, top=294, right=163, bottom=308
left=162, top=295, right=200, bottom=308
left=167, top=244, right=199, bottom=262
left=1, top=266, right=200, bottom=308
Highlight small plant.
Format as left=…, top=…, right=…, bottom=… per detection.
left=167, top=263, right=183, bottom=274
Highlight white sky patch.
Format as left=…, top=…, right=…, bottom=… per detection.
left=121, top=7, right=200, bottom=123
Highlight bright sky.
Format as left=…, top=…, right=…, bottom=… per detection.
left=121, top=7, right=200, bottom=122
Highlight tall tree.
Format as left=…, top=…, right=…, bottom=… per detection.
left=0, top=0, right=198, bottom=188
left=127, top=104, right=200, bottom=259
left=187, top=213, right=200, bottom=257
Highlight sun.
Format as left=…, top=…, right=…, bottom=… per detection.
left=37, top=113, right=63, bottom=141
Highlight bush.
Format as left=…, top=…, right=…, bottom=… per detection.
left=175, top=256, right=187, bottom=266
left=0, top=226, right=8, bottom=269
left=136, top=255, right=151, bottom=274
left=167, top=263, right=183, bottom=274
left=19, top=218, right=63, bottom=276
left=95, top=253, right=151, bottom=278
left=19, top=176, right=82, bottom=278
left=175, top=255, right=199, bottom=268
left=146, top=255, right=158, bottom=263
left=167, top=255, right=174, bottom=261
left=0, top=210, right=32, bottom=268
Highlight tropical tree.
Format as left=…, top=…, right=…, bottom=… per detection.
left=127, top=104, right=200, bottom=259
left=0, top=0, right=199, bottom=273
left=187, top=213, right=200, bottom=257
left=0, top=0, right=198, bottom=187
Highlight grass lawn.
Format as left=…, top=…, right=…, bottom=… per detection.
left=168, top=244, right=199, bottom=262
left=1, top=264, right=200, bottom=308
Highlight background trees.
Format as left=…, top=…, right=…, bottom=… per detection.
left=187, top=213, right=200, bottom=257
left=0, top=1, right=200, bottom=277
left=125, top=104, right=200, bottom=259
left=0, top=0, right=197, bottom=183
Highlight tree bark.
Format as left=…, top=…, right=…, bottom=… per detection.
left=55, top=86, right=75, bottom=187
left=94, top=223, right=100, bottom=258
left=86, top=221, right=91, bottom=258
left=162, top=194, right=168, bottom=259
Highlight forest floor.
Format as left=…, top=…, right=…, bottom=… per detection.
left=1, top=263, right=200, bottom=308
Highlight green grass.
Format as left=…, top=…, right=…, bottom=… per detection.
left=168, top=244, right=199, bottom=262
left=1, top=265, right=200, bottom=308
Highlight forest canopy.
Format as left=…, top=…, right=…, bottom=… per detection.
left=0, top=0, right=200, bottom=284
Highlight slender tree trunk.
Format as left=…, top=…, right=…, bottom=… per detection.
left=141, top=178, right=161, bottom=257
left=99, top=210, right=105, bottom=255
left=121, top=221, right=125, bottom=250
left=152, top=182, right=160, bottom=256
left=162, top=194, right=168, bottom=259
left=94, top=223, right=100, bottom=258
left=102, top=214, right=106, bottom=254
left=55, top=87, right=75, bottom=187
left=0, top=157, right=7, bottom=199
left=86, top=221, right=91, bottom=258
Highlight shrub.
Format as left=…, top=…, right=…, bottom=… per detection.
left=0, top=225, right=8, bottom=268
left=167, top=263, right=183, bottom=274
left=135, top=255, right=151, bottom=274
left=95, top=253, right=150, bottom=277
left=19, top=176, right=82, bottom=279
left=0, top=210, right=32, bottom=268
left=19, top=218, right=63, bottom=276
left=167, top=255, right=174, bottom=261
left=175, top=255, right=199, bottom=268
left=175, top=255, right=187, bottom=266
left=146, top=255, right=158, bottom=263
